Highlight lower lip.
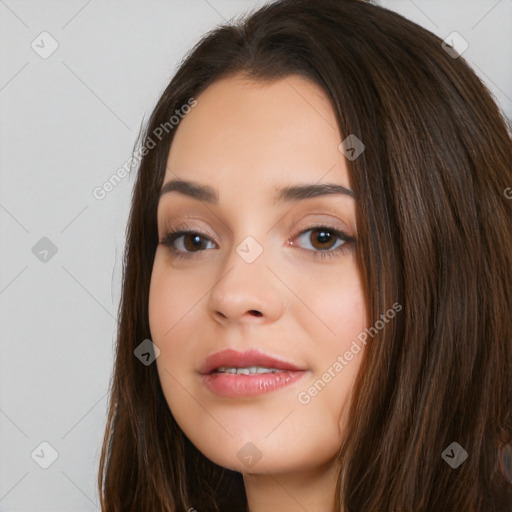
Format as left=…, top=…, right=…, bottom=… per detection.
left=202, top=370, right=307, bottom=397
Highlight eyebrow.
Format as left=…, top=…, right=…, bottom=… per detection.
left=159, top=178, right=355, bottom=204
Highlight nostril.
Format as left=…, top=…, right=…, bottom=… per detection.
left=249, top=310, right=262, bottom=317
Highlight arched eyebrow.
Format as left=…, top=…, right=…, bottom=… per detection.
left=159, top=178, right=355, bottom=204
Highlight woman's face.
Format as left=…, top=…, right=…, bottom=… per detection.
left=149, top=73, right=367, bottom=475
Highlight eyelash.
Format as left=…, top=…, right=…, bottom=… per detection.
left=159, top=223, right=356, bottom=261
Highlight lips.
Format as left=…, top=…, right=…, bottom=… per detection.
left=199, top=349, right=304, bottom=375
left=199, top=349, right=308, bottom=398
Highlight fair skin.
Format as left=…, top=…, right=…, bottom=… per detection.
left=148, top=73, right=367, bottom=511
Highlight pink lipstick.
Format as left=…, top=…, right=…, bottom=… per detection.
left=199, top=349, right=308, bottom=397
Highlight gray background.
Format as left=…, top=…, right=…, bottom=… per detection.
left=0, top=1, right=510, bottom=510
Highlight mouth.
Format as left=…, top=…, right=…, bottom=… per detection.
left=199, top=349, right=308, bottom=397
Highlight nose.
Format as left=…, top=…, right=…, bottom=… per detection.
left=207, top=241, right=287, bottom=326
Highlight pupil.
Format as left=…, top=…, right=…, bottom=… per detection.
left=181, top=230, right=337, bottom=252
left=185, top=234, right=204, bottom=251
left=314, top=229, right=334, bottom=249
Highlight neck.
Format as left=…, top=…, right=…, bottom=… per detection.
left=243, top=457, right=339, bottom=512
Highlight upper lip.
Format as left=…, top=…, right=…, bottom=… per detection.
left=199, top=349, right=305, bottom=375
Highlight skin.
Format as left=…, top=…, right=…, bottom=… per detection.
left=148, top=73, right=367, bottom=512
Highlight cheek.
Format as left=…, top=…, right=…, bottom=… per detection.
left=297, top=258, right=367, bottom=345
left=319, top=285, right=365, bottom=336
left=148, top=258, right=201, bottom=425
left=148, top=256, right=201, bottom=394
left=295, top=262, right=366, bottom=425
left=148, top=252, right=206, bottom=340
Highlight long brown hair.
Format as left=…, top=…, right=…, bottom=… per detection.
left=98, top=0, right=512, bottom=510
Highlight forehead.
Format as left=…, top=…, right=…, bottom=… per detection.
left=164, top=73, right=350, bottom=196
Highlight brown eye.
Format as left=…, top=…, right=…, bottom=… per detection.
left=295, top=226, right=350, bottom=253
left=160, top=230, right=216, bottom=254
left=309, top=228, right=338, bottom=250
left=182, top=233, right=209, bottom=252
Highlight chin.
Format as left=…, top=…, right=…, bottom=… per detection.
left=189, top=431, right=337, bottom=476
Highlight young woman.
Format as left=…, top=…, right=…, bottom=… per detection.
left=98, top=0, right=512, bottom=510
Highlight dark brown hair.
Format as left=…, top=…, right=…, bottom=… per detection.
left=98, top=0, right=512, bottom=510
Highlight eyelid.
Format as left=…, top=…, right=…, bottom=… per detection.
left=289, top=221, right=353, bottom=243
left=159, top=218, right=352, bottom=244
left=160, top=220, right=220, bottom=246
left=159, top=221, right=356, bottom=262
